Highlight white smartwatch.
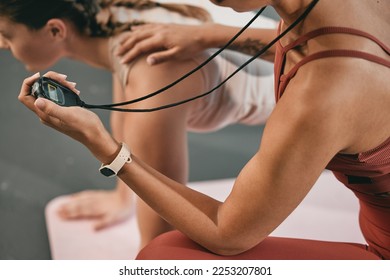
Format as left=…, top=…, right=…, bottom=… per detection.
left=99, top=143, right=132, bottom=177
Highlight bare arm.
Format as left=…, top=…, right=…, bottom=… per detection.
left=117, top=23, right=277, bottom=65
left=114, top=78, right=349, bottom=254
left=198, top=23, right=277, bottom=62
left=18, top=67, right=353, bottom=255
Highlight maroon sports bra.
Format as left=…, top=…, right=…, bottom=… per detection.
left=274, top=24, right=390, bottom=259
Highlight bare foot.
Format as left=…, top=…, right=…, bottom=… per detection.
left=57, top=189, right=135, bottom=230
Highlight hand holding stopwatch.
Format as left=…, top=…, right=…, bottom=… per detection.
left=31, top=77, right=84, bottom=107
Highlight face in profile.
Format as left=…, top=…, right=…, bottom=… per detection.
left=0, top=17, right=62, bottom=71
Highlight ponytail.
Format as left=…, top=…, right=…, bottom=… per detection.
left=0, top=0, right=212, bottom=38
left=95, top=0, right=212, bottom=36
left=154, top=2, right=212, bottom=23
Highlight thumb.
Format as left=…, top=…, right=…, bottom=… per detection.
left=34, top=97, right=48, bottom=111
left=146, top=48, right=177, bottom=65
left=94, top=215, right=114, bottom=231
left=35, top=98, right=62, bottom=119
left=34, top=98, right=68, bottom=127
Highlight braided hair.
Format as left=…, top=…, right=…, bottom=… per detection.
left=0, top=0, right=212, bottom=37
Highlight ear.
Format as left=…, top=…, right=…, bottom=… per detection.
left=45, top=19, right=68, bottom=40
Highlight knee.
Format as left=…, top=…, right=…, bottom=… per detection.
left=136, top=230, right=210, bottom=260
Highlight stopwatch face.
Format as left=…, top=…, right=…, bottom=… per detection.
left=31, top=77, right=83, bottom=107
left=44, top=83, right=65, bottom=105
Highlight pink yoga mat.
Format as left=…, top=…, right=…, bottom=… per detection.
left=45, top=195, right=139, bottom=260
left=45, top=172, right=364, bottom=260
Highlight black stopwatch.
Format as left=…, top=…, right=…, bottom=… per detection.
left=31, top=76, right=84, bottom=107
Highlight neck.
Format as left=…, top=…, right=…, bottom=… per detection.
left=64, top=32, right=111, bottom=70
left=271, top=0, right=316, bottom=26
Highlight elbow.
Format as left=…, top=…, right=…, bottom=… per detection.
left=209, top=246, right=251, bottom=257
left=136, top=231, right=267, bottom=260
left=202, top=218, right=272, bottom=256
left=205, top=232, right=266, bottom=256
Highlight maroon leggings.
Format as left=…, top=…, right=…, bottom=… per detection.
left=136, top=230, right=381, bottom=260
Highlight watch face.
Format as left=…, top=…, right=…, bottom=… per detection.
left=99, top=167, right=116, bottom=177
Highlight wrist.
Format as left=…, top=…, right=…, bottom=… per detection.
left=198, top=23, right=221, bottom=49
left=201, top=23, right=233, bottom=48
left=85, top=126, right=120, bottom=164
left=99, top=142, right=132, bottom=177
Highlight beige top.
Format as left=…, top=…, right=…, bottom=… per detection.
left=108, top=7, right=275, bottom=132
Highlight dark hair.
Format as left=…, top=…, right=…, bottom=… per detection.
left=0, top=0, right=212, bottom=37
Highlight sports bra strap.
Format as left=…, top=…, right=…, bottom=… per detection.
left=276, top=25, right=390, bottom=100
left=281, top=49, right=390, bottom=82
left=283, top=27, right=390, bottom=55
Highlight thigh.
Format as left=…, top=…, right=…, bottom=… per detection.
left=136, top=230, right=380, bottom=260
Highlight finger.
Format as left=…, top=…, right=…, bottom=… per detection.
left=57, top=202, right=81, bottom=219
left=18, top=72, right=41, bottom=111
left=21, top=72, right=41, bottom=90
left=129, top=23, right=155, bottom=32
left=58, top=199, right=99, bottom=219
left=117, top=27, right=154, bottom=52
left=33, top=98, right=72, bottom=132
left=146, top=48, right=180, bottom=65
left=120, top=37, right=167, bottom=64
left=118, top=37, right=157, bottom=63
left=34, top=97, right=67, bottom=121
left=119, top=23, right=157, bottom=42
left=43, top=71, right=67, bottom=83
left=34, top=98, right=60, bottom=121
left=116, top=31, right=154, bottom=57
left=69, top=190, right=95, bottom=199
left=94, top=214, right=117, bottom=231
left=66, top=82, right=81, bottom=95
left=43, top=71, right=80, bottom=95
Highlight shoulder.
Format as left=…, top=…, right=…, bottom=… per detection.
left=283, top=55, right=369, bottom=110
left=108, top=32, right=131, bottom=59
left=108, top=32, right=140, bottom=87
left=273, top=60, right=359, bottom=151
left=274, top=52, right=390, bottom=155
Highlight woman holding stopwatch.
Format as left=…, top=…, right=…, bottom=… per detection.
left=16, top=0, right=390, bottom=259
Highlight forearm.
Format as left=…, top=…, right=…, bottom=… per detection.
left=200, top=23, right=278, bottom=62
left=117, top=155, right=226, bottom=251
left=87, top=125, right=259, bottom=255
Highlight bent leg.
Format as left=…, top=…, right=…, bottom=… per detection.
left=137, top=198, right=174, bottom=249
left=136, top=230, right=380, bottom=260
left=122, top=56, right=207, bottom=249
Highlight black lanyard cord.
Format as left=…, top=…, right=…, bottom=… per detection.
left=84, top=6, right=267, bottom=110
left=83, top=0, right=320, bottom=112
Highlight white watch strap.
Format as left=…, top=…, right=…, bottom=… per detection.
left=99, top=143, right=132, bottom=177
